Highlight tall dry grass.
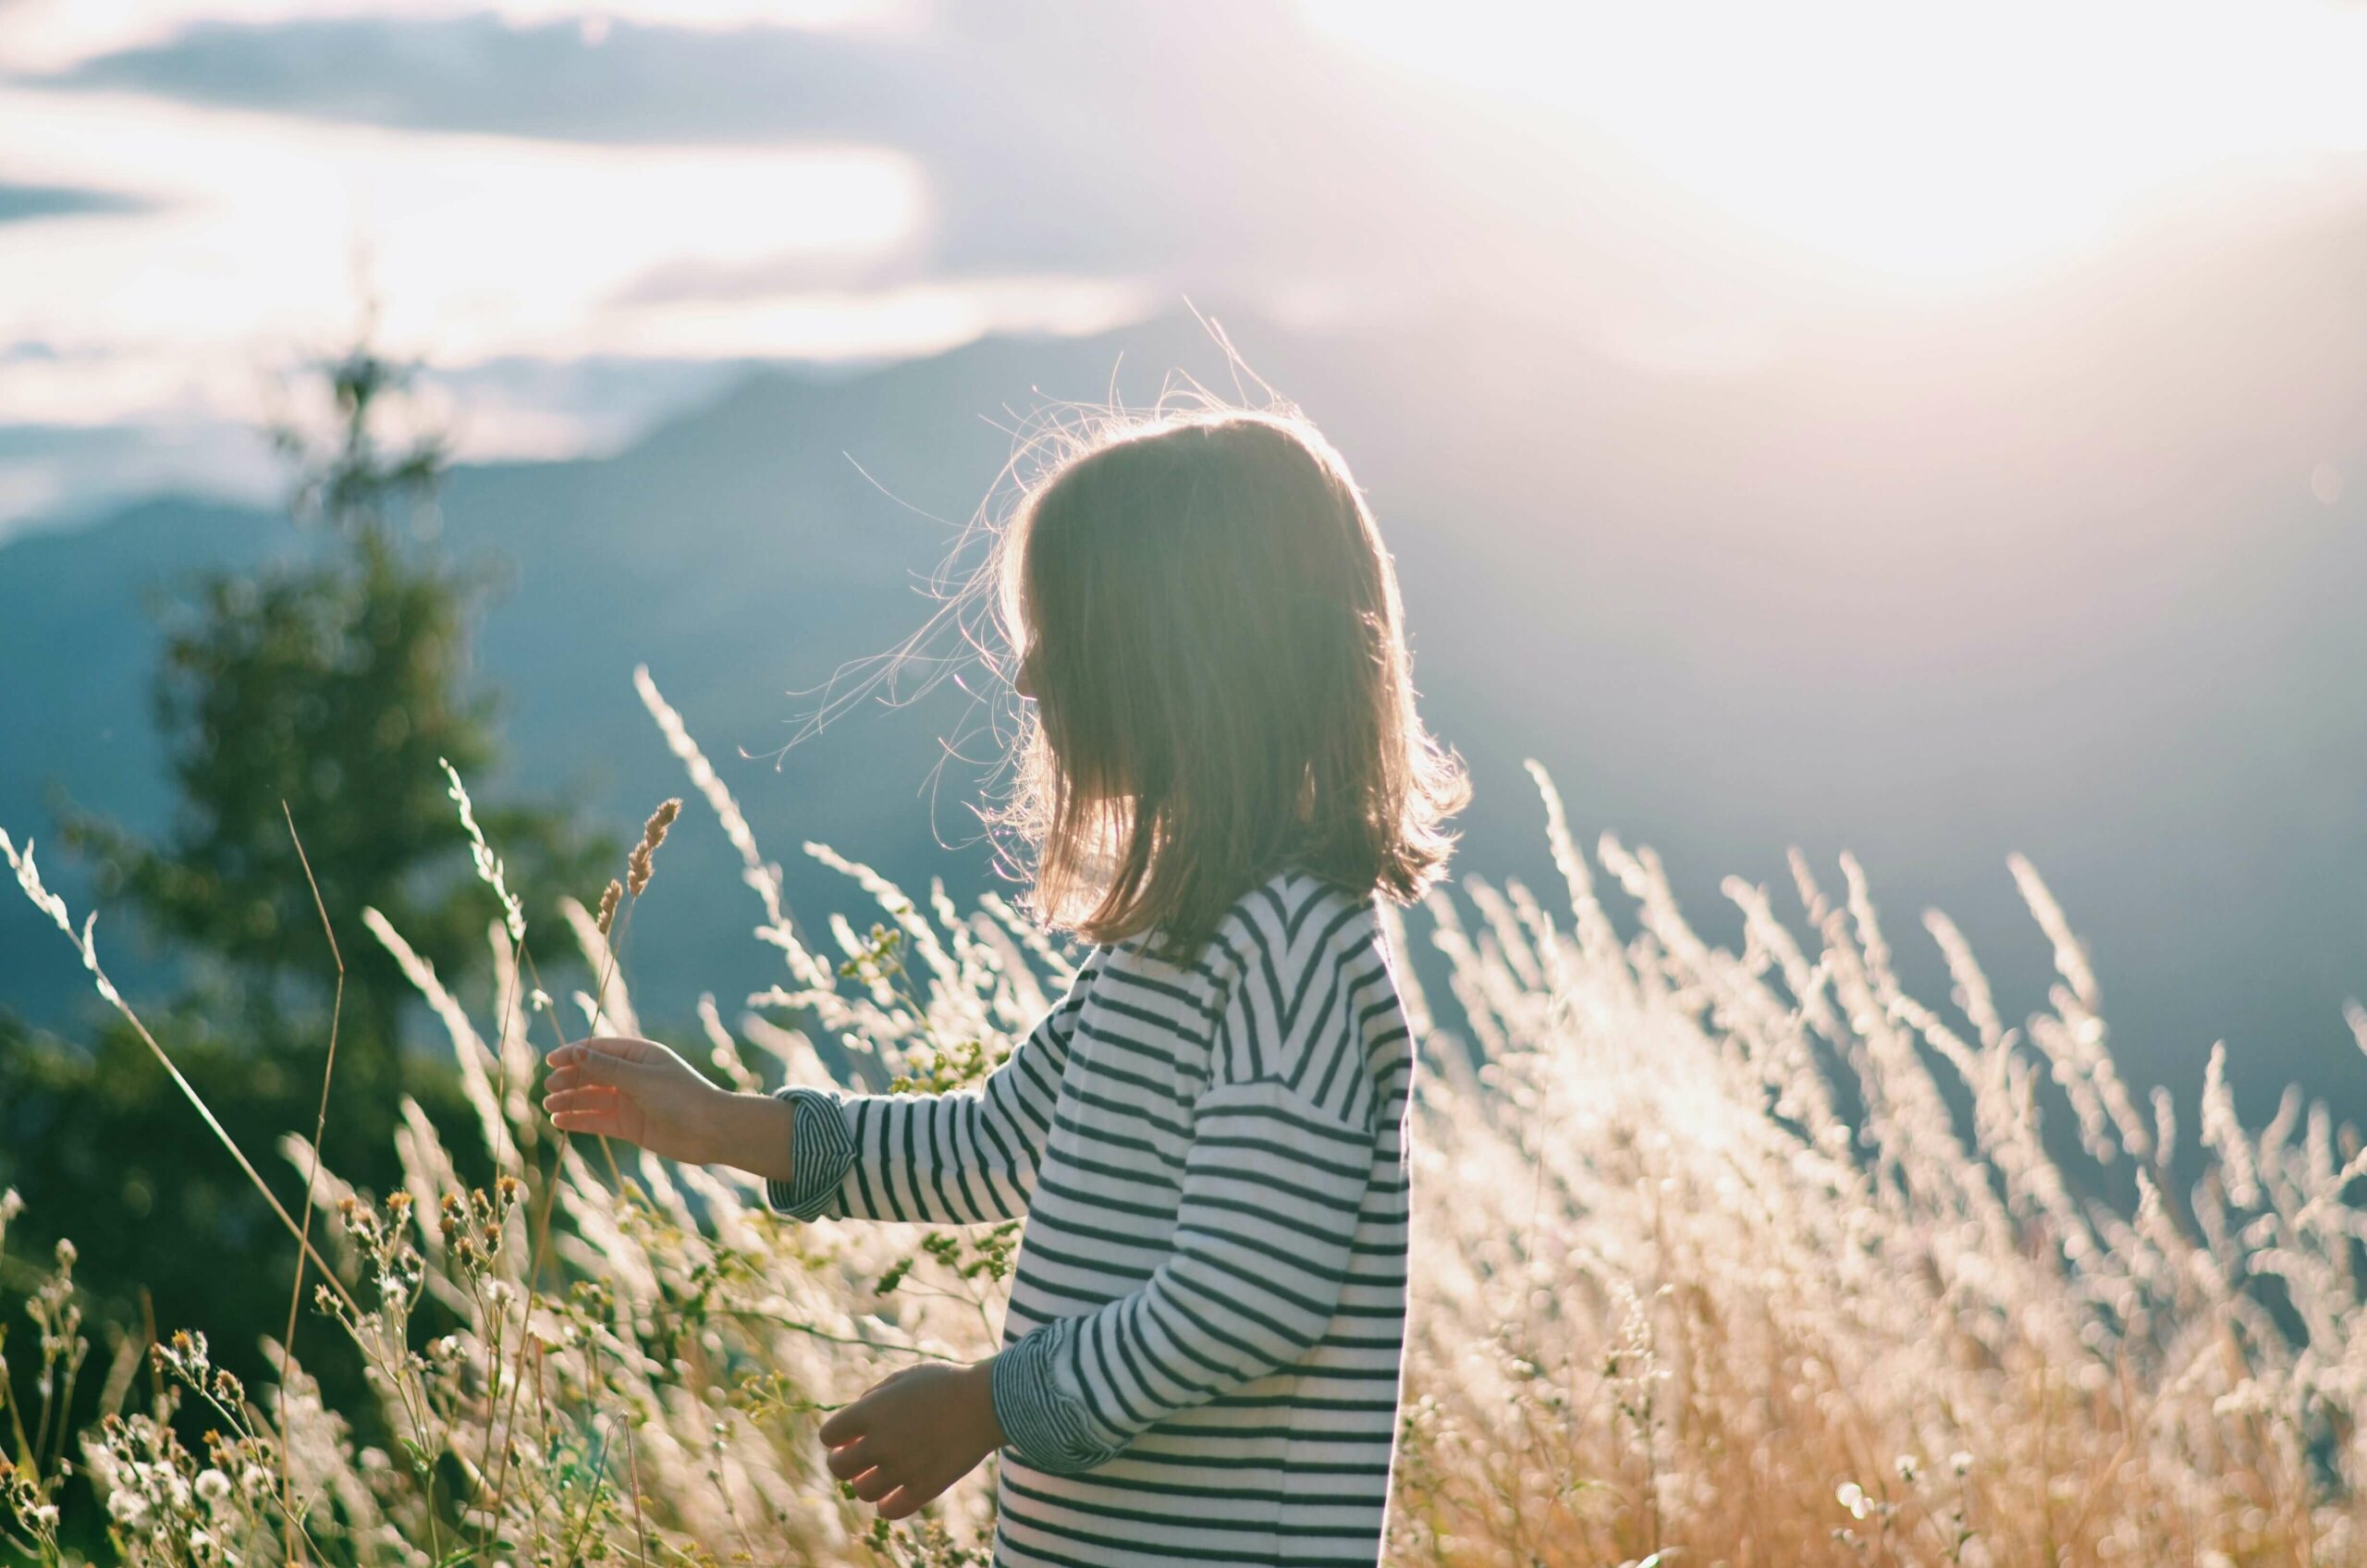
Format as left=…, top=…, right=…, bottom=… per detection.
left=4, top=671, right=2363, bottom=1568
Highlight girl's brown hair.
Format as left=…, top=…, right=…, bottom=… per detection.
left=988, top=404, right=1466, bottom=962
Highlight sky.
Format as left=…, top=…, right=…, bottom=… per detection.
left=2, top=0, right=2366, bottom=533
left=7, top=0, right=2367, bottom=1120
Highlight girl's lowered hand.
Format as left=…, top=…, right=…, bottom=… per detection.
left=819, top=1360, right=1005, bottom=1520
left=541, top=1035, right=731, bottom=1164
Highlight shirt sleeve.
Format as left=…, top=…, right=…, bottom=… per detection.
left=762, top=949, right=1100, bottom=1225
left=990, top=892, right=1380, bottom=1471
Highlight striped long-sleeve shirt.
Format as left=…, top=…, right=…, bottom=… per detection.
left=764, top=864, right=1417, bottom=1567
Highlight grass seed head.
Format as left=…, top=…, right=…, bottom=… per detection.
left=626, top=798, right=682, bottom=897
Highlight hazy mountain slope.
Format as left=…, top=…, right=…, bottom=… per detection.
left=0, top=312, right=1267, bottom=1030
left=5, top=272, right=2366, bottom=1127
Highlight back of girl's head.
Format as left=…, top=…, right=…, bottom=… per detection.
left=989, top=401, right=1467, bottom=960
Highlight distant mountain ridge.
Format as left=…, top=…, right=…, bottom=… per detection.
left=7, top=279, right=2367, bottom=1130
left=0, top=313, right=1219, bottom=1031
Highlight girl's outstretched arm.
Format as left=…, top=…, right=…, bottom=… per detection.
left=760, top=948, right=1101, bottom=1224
left=542, top=949, right=1100, bottom=1225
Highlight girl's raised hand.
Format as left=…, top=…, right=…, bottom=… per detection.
left=541, top=1035, right=726, bottom=1164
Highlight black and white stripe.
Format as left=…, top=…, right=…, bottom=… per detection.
left=769, top=864, right=1417, bottom=1567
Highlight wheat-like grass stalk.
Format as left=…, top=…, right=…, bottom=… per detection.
left=275, top=802, right=344, bottom=1564
left=10, top=708, right=2367, bottom=1568
left=0, top=829, right=361, bottom=1321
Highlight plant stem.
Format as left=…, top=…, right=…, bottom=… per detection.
left=281, top=802, right=347, bottom=1565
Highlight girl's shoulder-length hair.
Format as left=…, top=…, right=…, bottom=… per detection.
left=981, top=395, right=1468, bottom=964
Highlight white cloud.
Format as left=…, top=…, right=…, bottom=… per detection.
left=0, top=0, right=924, bottom=73
left=0, top=84, right=938, bottom=421
left=0, top=71, right=1160, bottom=523
left=553, top=275, right=1158, bottom=361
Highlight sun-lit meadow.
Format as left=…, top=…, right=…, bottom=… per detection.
left=6, top=667, right=2366, bottom=1568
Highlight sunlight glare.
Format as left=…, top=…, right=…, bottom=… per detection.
left=1305, top=0, right=2367, bottom=287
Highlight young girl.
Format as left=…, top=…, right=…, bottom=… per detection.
left=541, top=405, right=1466, bottom=1567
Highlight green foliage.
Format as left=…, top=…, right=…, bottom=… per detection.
left=56, top=344, right=606, bottom=1111
left=0, top=338, right=610, bottom=1558
left=1, top=774, right=1036, bottom=1568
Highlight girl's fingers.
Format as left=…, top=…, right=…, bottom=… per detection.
left=875, top=1485, right=923, bottom=1520
left=546, top=1036, right=652, bottom=1071
left=542, top=1070, right=624, bottom=1094
left=568, top=1048, right=647, bottom=1088
left=818, top=1403, right=868, bottom=1447
left=541, top=1088, right=621, bottom=1115
left=547, top=1097, right=626, bottom=1134
left=824, top=1438, right=877, bottom=1481
left=848, top=1466, right=898, bottom=1503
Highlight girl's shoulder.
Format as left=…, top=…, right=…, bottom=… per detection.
left=1097, top=863, right=1380, bottom=995
left=1197, top=864, right=1385, bottom=1011
left=1232, top=859, right=1376, bottom=939
left=1204, top=864, right=1397, bottom=1122
left=1090, top=867, right=1402, bottom=1122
